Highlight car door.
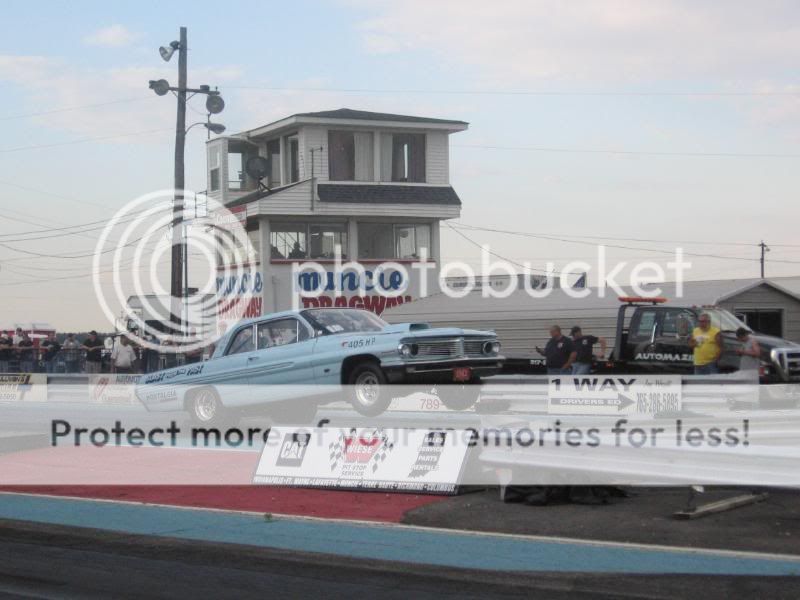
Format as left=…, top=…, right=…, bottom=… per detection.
left=247, top=317, right=318, bottom=402
left=650, top=308, right=696, bottom=372
left=626, top=307, right=659, bottom=368
left=210, top=323, right=260, bottom=407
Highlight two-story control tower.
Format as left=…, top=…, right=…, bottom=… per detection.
left=206, top=108, right=468, bottom=327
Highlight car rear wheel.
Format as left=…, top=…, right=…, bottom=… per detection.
left=348, top=362, right=391, bottom=417
left=188, top=387, right=229, bottom=426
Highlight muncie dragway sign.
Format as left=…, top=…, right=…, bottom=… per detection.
left=253, top=427, right=474, bottom=494
left=548, top=375, right=682, bottom=415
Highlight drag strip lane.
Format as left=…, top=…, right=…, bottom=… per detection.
left=0, top=493, right=799, bottom=576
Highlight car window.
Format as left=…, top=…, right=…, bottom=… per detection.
left=661, top=309, right=696, bottom=337
left=257, top=318, right=309, bottom=349
left=631, top=310, right=657, bottom=340
left=301, top=309, right=386, bottom=334
left=227, top=326, right=255, bottom=355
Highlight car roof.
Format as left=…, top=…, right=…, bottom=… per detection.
left=230, top=307, right=376, bottom=329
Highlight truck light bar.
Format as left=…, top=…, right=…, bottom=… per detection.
left=618, top=296, right=668, bottom=304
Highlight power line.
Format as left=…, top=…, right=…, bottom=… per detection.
left=0, top=128, right=172, bottom=154
left=0, top=97, right=153, bottom=122
left=448, top=224, right=800, bottom=265
left=0, top=179, right=128, bottom=211
left=453, top=223, right=762, bottom=248
left=452, top=143, right=800, bottom=159
left=227, top=84, right=800, bottom=98
left=0, top=208, right=171, bottom=241
left=0, top=233, right=151, bottom=259
left=445, top=223, right=554, bottom=275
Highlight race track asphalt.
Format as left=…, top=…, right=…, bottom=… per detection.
left=0, top=515, right=798, bottom=599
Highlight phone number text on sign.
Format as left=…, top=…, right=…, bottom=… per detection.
left=548, top=375, right=682, bottom=415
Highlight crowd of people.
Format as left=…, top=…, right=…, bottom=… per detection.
left=0, top=328, right=206, bottom=375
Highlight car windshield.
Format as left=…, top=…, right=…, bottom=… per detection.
left=301, top=309, right=387, bottom=335
left=703, top=309, right=750, bottom=333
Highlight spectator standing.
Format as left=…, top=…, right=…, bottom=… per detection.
left=40, top=332, right=61, bottom=374
left=536, top=325, right=576, bottom=375
left=82, top=331, right=104, bottom=374
left=12, top=327, right=23, bottom=345
left=62, top=334, right=80, bottom=374
left=689, top=313, right=722, bottom=375
left=111, top=336, right=137, bottom=374
left=735, top=328, right=761, bottom=376
left=0, top=334, right=12, bottom=373
left=143, top=333, right=161, bottom=373
left=735, top=327, right=761, bottom=406
left=569, top=326, right=607, bottom=375
left=17, top=332, right=35, bottom=373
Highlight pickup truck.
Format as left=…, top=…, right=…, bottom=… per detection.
left=604, top=297, right=800, bottom=382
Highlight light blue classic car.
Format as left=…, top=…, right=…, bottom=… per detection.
left=135, top=308, right=503, bottom=423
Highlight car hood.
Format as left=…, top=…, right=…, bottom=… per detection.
left=749, top=333, right=799, bottom=350
left=383, top=323, right=496, bottom=338
left=721, top=331, right=799, bottom=350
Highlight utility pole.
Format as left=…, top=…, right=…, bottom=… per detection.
left=759, top=240, right=769, bottom=278
left=149, top=28, right=225, bottom=342
left=170, top=26, right=188, bottom=337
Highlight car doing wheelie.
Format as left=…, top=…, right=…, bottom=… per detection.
left=135, top=308, right=503, bottom=424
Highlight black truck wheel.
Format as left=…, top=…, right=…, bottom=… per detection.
left=437, top=381, right=481, bottom=411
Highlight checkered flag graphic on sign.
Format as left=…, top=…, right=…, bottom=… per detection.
left=328, top=430, right=348, bottom=472
left=327, top=429, right=396, bottom=473
left=368, top=438, right=394, bottom=473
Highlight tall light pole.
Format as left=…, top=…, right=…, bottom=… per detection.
left=149, top=27, right=225, bottom=339
left=172, top=26, right=187, bottom=337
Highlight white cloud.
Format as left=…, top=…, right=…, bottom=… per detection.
left=355, top=0, right=800, bottom=86
left=83, top=25, right=140, bottom=48
left=0, top=54, right=244, bottom=140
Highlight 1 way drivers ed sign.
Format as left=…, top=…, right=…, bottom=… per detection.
left=548, top=375, right=682, bottom=415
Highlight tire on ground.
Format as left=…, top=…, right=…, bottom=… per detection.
left=186, top=387, right=234, bottom=427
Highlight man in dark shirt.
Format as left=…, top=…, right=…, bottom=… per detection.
left=41, top=332, right=62, bottom=374
left=536, top=325, right=576, bottom=375
left=17, top=332, right=35, bottom=373
left=569, top=326, right=607, bottom=375
left=0, top=334, right=12, bottom=373
left=82, top=331, right=104, bottom=374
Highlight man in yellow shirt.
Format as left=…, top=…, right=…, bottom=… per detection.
left=689, top=313, right=722, bottom=375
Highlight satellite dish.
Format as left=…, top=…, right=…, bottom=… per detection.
left=206, top=94, right=225, bottom=114
left=245, top=156, right=270, bottom=181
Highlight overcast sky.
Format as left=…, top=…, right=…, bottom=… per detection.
left=2, top=0, right=800, bottom=330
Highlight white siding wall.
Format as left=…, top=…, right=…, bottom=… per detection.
left=425, top=131, right=449, bottom=184
left=301, top=126, right=328, bottom=182
left=722, top=284, right=800, bottom=342
left=206, top=138, right=227, bottom=202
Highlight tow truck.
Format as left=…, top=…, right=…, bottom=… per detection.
left=603, top=297, right=800, bottom=382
